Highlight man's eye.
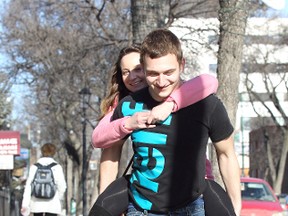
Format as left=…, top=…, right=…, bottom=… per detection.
left=147, top=72, right=157, bottom=77
left=165, top=71, right=174, bottom=76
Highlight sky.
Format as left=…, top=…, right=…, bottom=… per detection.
left=262, top=0, right=287, bottom=11
left=264, top=0, right=288, bottom=17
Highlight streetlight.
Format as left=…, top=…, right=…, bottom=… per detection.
left=79, top=87, right=91, bottom=216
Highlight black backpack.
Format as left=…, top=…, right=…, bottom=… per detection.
left=31, top=162, right=57, bottom=199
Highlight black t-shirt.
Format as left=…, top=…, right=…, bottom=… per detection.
left=112, top=87, right=234, bottom=213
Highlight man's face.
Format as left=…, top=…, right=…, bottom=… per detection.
left=144, top=53, right=184, bottom=101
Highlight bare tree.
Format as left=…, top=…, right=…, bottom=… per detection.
left=0, top=71, right=12, bottom=130
left=243, top=20, right=288, bottom=192
left=0, top=0, right=132, bottom=213
left=131, top=0, right=170, bottom=43
left=0, top=0, right=251, bottom=213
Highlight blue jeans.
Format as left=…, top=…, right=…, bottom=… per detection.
left=126, top=195, right=205, bottom=216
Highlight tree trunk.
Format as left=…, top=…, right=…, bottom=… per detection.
left=119, top=0, right=171, bottom=176
left=131, top=0, right=169, bottom=43
left=213, top=0, right=249, bottom=185
left=274, top=129, right=288, bottom=193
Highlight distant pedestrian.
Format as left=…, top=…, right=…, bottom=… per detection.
left=21, top=143, right=67, bottom=216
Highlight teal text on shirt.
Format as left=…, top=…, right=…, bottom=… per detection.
left=122, top=101, right=172, bottom=210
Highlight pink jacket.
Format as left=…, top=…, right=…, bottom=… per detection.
left=92, top=74, right=218, bottom=149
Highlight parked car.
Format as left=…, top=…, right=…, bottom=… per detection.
left=241, top=177, right=286, bottom=216
left=277, top=194, right=288, bottom=212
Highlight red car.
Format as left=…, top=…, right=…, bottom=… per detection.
left=241, top=177, right=286, bottom=216
left=277, top=194, right=288, bottom=212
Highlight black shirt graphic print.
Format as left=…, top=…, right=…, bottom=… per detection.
left=112, top=87, right=233, bottom=213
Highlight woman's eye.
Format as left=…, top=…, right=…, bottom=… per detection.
left=122, top=71, right=129, bottom=76
left=134, top=67, right=143, bottom=73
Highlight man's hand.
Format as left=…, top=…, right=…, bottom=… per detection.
left=146, top=101, right=174, bottom=124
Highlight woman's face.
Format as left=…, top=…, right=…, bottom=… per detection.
left=120, top=52, right=147, bottom=93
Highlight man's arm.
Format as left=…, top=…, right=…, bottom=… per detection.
left=99, top=141, right=124, bottom=193
left=214, top=134, right=242, bottom=216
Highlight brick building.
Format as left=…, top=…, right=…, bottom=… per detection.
left=249, top=125, right=288, bottom=193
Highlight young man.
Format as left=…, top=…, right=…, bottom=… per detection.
left=111, top=29, right=241, bottom=216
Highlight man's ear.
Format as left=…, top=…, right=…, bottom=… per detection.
left=180, top=58, right=185, bottom=73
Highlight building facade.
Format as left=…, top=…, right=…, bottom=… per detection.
left=170, top=14, right=288, bottom=185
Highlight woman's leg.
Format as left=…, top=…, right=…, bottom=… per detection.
left=89, top=175, right=130, bottom=216
left=203, top=179, right=236, bottom=216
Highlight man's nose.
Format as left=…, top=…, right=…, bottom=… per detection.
left=156, top=74, right=165, bottom=86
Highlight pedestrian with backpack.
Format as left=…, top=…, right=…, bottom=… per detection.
left=21, top=143, right=67, bottom=216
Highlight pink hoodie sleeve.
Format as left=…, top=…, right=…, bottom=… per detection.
left=168, top=74, right=218, bottom=112
left=91, top=112, right=132, bottom=149
left=92, top=74, right=218, bottom=149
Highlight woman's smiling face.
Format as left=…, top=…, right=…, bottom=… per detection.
left=120, top=52, right=147, bottom=93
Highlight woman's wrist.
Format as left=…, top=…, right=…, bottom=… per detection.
left=165, top=97, right=177, bottom=112
left=121, top=117, right=133, bottom=132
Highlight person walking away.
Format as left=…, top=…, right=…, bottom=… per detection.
left=21, top=143, right=67, bottom=216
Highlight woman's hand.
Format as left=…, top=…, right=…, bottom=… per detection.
left=146, top=101, right=174, bottom=124
left=124, top=101, right=174, bottom=130
left=124, top=111, right=156, bottom=130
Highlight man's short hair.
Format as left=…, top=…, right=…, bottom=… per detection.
left=140, top=29, right=183, bottom=65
